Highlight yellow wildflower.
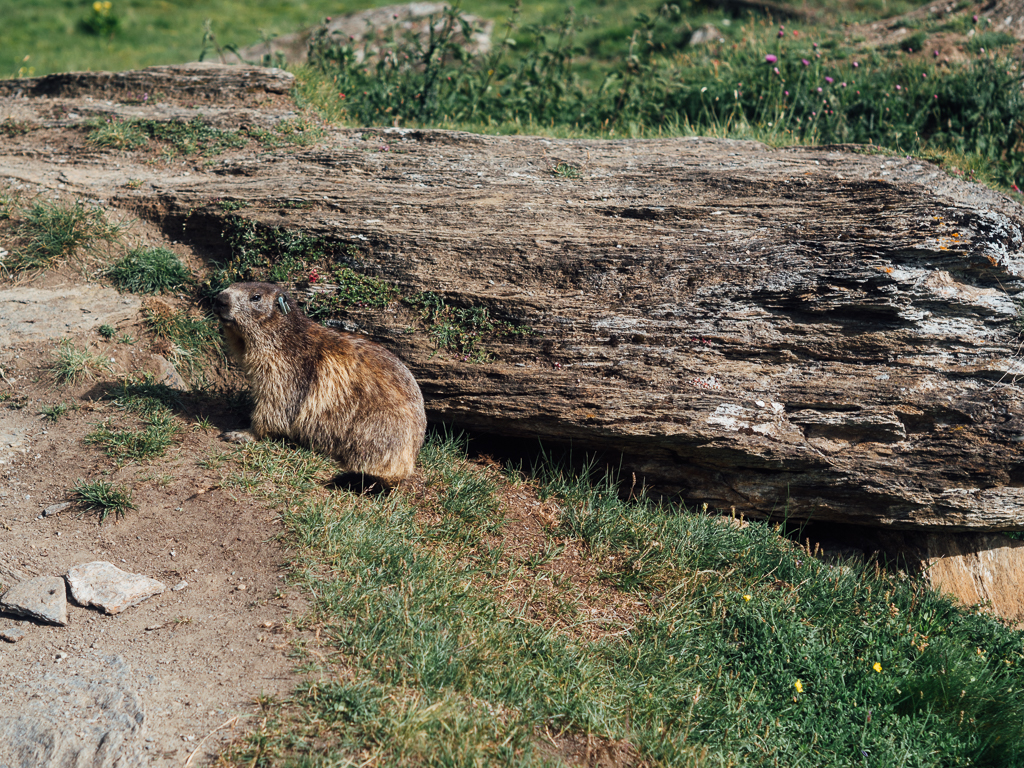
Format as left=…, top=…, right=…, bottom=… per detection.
left=93, top=1, right=102, bottom=11
left=794, top=680, right=804, bottom=693
left=743, top=594, right=752, bottom=602
left=873, top=662, right=883, bottom=673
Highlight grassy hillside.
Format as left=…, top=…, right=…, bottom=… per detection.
left=216, top=433, right=1024, bottom=767
left=0, top=0, right=916, bottom=79
left=4, top=3, right=1024, bottom=765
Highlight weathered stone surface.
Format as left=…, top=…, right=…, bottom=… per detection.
left=133, top=130, right=1023, bottom=532
left=224, top=3, right=493, bottom=67
left=0, top=564, right=31, bottom=588
left=903, top=532, right=1024, bottom=623
left=42, top=502, right=71, bottom=518
left=0, top=66, right=1022, bottom=533
left=1, top=576, right=68, bottom=626
left=0, top=626, right=27, bottom=642
left=66, top=562, right=165, bottom=615
left=0, top=62, right=294, bottom=103
left=0, top=654, right=145, bottom=768
left=145, top=353, right=188, bottom=391
left=0, top=285, right=140, bottom=343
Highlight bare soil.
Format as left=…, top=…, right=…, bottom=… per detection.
left=0, top=266, right=310, bottom=764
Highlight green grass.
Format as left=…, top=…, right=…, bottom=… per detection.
left=85, top=411, right=180, bottom=461
left=213, top=432, right=1024, bottom=767
left=71, top=479, right=135, bottom=522
left=40, top=402, right=73, bottom=422
left=0, top=0, right=679, bottom=79
left=965, top=30, right=1018, bottom=54
left=105, top=246, right=191, bottom=294
left=295, top=8, right=1024, bottom=191
left=4, top=199, right=121, bottom=274
left=85, top=376, right=185, bottom=461
left=143, top=304, right=223, bottom=384
left=85, top=116, right=149, bottom=150
left=85, top=116, right=247, bottom=156
left=50, top=339, right=112, bottom=386
left=102, top=377, right=184, bottom=416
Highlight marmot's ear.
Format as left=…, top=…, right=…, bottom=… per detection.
left=277, top=295, right=290, bottom=315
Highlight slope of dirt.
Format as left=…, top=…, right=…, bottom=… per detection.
left=0, top=287, right=308, bottom=766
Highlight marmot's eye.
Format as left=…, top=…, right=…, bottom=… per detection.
left=250, top=294, right=262, bottom=302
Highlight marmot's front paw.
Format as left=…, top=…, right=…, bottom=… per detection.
left=221, top=429, right=256, bottom=444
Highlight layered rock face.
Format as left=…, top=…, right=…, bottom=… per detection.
left=147, top=128, right=1024, bottom=533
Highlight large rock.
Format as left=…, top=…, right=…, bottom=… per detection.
left=0, top=65, right=1021, bottom=533
left=916, top=533, right=1024, bottom=621
left=0, top=654, right=145, bottom=768
left=223, top=3, right=493, bottom=67
left=1, top=576, right=68, bottom=626
left=0, top=285, right=140, bottom=343
left=0, top=62, right=294, bottom=104
left=142, top=131, right=1024, bottom=532
left=66, top=562, right=165, bottom=615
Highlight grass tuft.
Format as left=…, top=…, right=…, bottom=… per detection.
left=86, top=377, right=185, bottom=461
left=72, top=479, right=135, bottom=522
left=85, top=412, right=180, bottom=462
left=105, top=246, right=191, bottom=294
left=5, top=199, right=120, bottom=273
left=40, top=402, right=73, bottom=422
left=143, top=302, right=223, bottom=385
left=50, top=339, right=112, bottom=386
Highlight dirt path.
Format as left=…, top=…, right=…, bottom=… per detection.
left=0, top=278, right=307, bottom=766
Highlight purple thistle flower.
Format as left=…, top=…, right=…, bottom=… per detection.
left=816, top=86, right=823, bottom=93
left=778, top=29, right=785, bottom=37
left=765, top=54, right=777, bottom=63
left=896, top=84, right=901, bottom=90
left=853, top=61, right=860, bottom=68
left=802, top=59, right=810, bottom=66
left=784, top=90, right=789, bottom=96
left=840, top=82, right=847, bottom=87
left=825, top=76, right=834, bottom=84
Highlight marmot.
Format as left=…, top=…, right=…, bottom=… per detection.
left=215, top=281, right=426, bottom=487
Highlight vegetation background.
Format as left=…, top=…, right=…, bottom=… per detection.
left=3, top=0, right=1022, bottom=193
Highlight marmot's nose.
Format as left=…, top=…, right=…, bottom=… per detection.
left=214, top=291, right=231, bottom=314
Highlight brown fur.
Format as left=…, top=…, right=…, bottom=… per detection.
left=215, top=281, right=426, bottom=486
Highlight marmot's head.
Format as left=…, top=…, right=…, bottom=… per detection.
left=215, top=282, right=298, bottom=360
